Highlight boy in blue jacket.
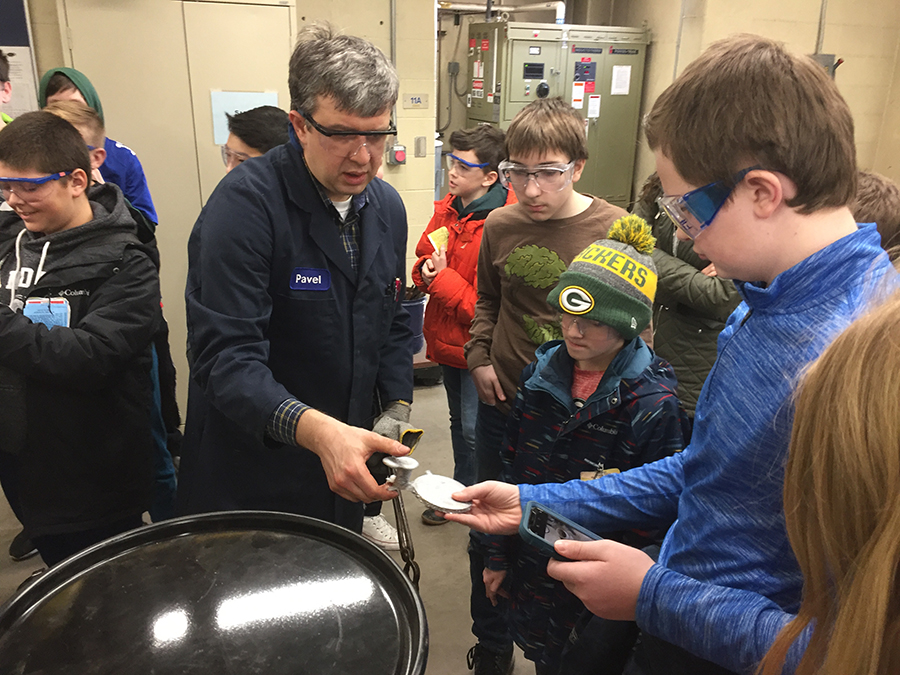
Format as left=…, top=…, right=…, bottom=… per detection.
left=483, top=217, right=689, bottom=674
left=447, top=34, right=898, bottom=674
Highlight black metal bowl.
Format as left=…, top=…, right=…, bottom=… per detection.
left=0, top=511, right=428, bottom=674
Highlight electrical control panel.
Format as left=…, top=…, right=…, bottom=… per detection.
left=465, top=21, right=649, bottom=207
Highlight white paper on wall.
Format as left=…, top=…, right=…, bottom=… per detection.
left=611, top=65, right=632, bottom=96
left=210, top=91, right=279, bottom=144
left=1, top=46, right=39, bottom=117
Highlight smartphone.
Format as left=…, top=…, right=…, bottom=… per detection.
left=519, top=501, right=601, bottom=561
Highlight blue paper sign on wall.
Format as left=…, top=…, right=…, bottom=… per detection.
left=210, top=91, right=279, bottom=145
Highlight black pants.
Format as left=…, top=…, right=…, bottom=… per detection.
left=364, top=451, right=393, bottom=518
left=557, top=544, right=661, bottom=675
left=33, top=515, right=144, bottom=567
left=623, top=632, right=738, bottom=675
left=557, top=614, right=640, bottom=675
left=0, top=451, right=25, bottom=524
left=469, top=402, right=513, bottom=652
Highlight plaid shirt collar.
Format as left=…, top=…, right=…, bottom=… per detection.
left=308, top=169, right=369, bottom=220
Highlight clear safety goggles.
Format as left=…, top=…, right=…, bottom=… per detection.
left=498, top=160, right=575, bottom=192
left=221, top=144, right=251, bottom=168
left=558, top=312, right=613, bottom=337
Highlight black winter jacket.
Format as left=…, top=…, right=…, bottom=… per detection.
left=0, top=184, right=161, bottom=536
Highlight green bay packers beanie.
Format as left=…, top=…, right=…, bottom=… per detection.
left=547, top=214, right=657, bottom=341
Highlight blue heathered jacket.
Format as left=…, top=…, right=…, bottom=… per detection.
left=489, top=338, right=689, bottom=668
left=520, top=222, right=897, bottom=674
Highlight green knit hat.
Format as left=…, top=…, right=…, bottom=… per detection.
left=547, top=214, right=657, bottom=340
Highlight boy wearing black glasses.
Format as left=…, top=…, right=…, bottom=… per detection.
left=446, top=35, right=898, bottom=674
left=462, top=97, right=627, bottom=674
left=0, top=111, right=161, bottom=566
left=410, top=125, right=514, bottom=526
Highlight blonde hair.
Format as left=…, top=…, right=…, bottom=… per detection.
left=44, top=100, right=105, bottom=149
left=759, top=290, right=900, bottom=675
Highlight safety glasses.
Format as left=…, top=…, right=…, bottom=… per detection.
left=446, top=153, right=489, bottom=174
left=221, top=144, right=251, bottom=168
left=498, top=160, right=575, bottom=193
left=300, top=110, right=396, bottom=159
left=0, top=171, right=72, bottom=201
left=558, top=312, right=611, bottom=337
left=656, top=166, right=761, bottom=239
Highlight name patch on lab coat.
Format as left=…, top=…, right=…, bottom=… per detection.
left=291, top=268, right=331, bottom=291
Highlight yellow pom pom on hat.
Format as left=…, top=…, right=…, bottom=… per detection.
left=547, top=214, right=658, bottom=340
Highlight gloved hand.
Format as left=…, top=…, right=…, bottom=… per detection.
left=373, top=400, right=424, bottom=451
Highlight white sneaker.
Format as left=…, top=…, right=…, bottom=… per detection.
left=362, top=515, right=400, bottom=551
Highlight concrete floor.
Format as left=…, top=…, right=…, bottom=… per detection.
left=0, top=379, right=532, bottom=674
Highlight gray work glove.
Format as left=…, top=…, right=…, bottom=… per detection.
left=372, top=400, right=424, bottom=451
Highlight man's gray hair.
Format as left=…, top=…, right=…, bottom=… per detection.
left=289, top=23, right=399, bottom=118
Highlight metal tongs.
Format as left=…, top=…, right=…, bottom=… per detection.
left=384, top=455, right=421, bottom=589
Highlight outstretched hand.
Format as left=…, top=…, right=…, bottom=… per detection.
left=441, top=480, right=521, bottom=534
left=546, top=539, right=655, bottom=621
left=296, top=409, right=409, bottom=503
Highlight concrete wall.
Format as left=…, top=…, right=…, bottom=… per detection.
left=873, top=45, right=900, bottom=178
left=613, top=0, right=900, bottom=195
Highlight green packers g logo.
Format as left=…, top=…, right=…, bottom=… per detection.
left=559, top=286, right=594, bottom=315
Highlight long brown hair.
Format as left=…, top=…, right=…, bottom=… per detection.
left=759, top=290, right=900, bottom=675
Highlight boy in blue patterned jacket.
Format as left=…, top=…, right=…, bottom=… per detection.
left=483, top=217, right=690, bottom=674
left=447, top=34, right=898, bottom=675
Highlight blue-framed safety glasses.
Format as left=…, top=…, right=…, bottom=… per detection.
left=657, top=166, right=761, bottom=239
left=446, top=153, right=489, bottom=173
left=0, top=171, right=73, bottom=200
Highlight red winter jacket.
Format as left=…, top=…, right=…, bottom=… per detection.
left=411, top=185, right=516, bottom=369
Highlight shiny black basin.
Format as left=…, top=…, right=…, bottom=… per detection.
left=0, top=511, right=427, bottom=674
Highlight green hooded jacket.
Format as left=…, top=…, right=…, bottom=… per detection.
left=38, top=67, right=105, bottom=122
left=632, top=191, right=742, bottom=416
